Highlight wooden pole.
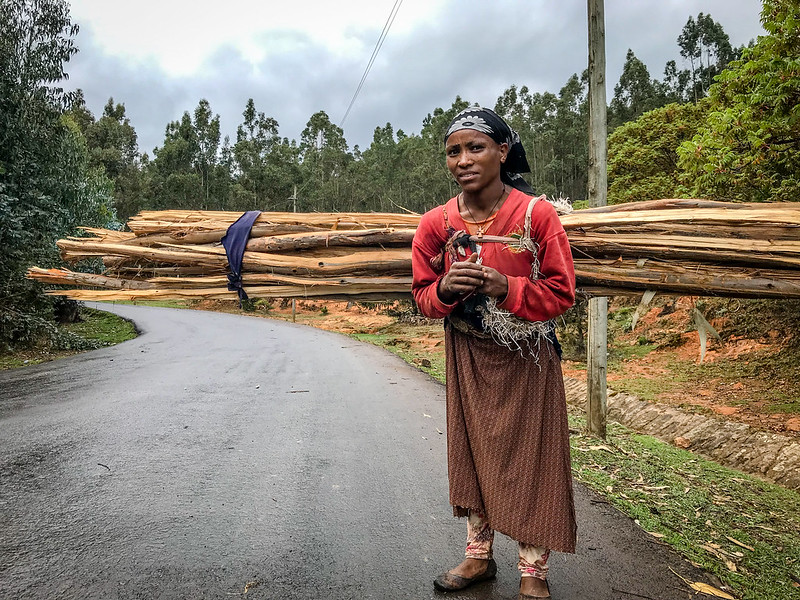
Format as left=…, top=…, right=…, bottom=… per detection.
left=292, top=185, right=298, bottom=321
left=587, top=0, right=608, bottom=438
left=290, top=184, right=297, bottom=214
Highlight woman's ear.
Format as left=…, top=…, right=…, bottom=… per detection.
left=499, top=142, right=509, bottom=163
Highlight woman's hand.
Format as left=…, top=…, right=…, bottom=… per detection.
left=437, top=253, right=508, bottom=303
left=437, top=253, right=482, bottom=302
left=477, top=264, right=508, bottom=300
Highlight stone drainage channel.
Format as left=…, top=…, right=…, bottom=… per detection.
left=562, top=377, right=800, bottom=491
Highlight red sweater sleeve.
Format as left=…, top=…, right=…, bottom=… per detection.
left=411, top=206, right=458, bottom=318
left=496, top=201, right=576, bottom=322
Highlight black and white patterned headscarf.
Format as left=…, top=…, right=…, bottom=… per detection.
left=445, top=106, right=535, bottom=195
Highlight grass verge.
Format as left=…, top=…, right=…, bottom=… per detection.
left=349, top=327, right=446, bottom=382
left=60, top=307, right=138, bottom=345
left=111, top=299, right=192, bottom=309
left=569, top=416, right=800, bottom=600
left=0, top=306, right=137, bottom=370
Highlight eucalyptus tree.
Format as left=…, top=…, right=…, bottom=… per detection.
left=232, top=99, right=278, bottom=206
left=193, top=99, right=222, bottom=207
left=609, top=50, right=661, bottom=128
left=551, top=73, right=589, bottom=201
left=677, top=13, right=737, bottom=102
left=147, top=99, right=228, bottom=210
left=660, top=60, right=691, bottom=104
left=77, top=98, right=143, bottom=220
left=402, top=97, right=471, bottom=212
left=351, top=123, right=408, bottom=212
left=230, top=99, right=300, bottom=211
left=0, top=0, right=112, bottom=348
left=495, top=76, right=588, bottom=202
left=298, top=111, right=352, bottom=211
left=148, top=112, right=201, bottom=209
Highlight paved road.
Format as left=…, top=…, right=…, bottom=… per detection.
left=0, top=304, right=709, bottom=599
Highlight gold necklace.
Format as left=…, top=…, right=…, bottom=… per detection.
left=462, top=184, right=506, bottom=237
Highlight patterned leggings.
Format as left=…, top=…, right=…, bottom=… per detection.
left=465, top=511, right=550, bottom=579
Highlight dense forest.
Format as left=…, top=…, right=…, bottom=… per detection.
left=2, top=0, right=799, bottom=350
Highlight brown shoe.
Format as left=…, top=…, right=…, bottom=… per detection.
left=433, top=558, right=497, bottom=592
left=518, top=576, right=551, bottom=598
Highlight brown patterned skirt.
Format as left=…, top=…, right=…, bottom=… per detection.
left=445, top=324, right=577, bottom=553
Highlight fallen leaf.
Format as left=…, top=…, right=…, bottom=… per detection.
left=243, top=581, right=260, bottom=594
left=700, top=544, right=725, bottom=561
left=670, top=567, right=735, bottom=599
left=646, top=531, right=665, bottom=538
left=689, top=581, right=736, bottom=599
left=725, top=536, right=754, bottom=552
left=589, top=444, right=614, bottom=452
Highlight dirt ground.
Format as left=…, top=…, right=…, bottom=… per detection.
left=263, top=299, right=396, bottom=333
left=199, top=298, right=800, bottom=439
left=565, top=296, right=800, bottom=438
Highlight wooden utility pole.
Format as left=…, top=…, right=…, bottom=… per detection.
left=289, top=184, right=298, bottom=214
left=290, top=184, right=298, bottom=322
left=587, top=0, right=608, bottom=438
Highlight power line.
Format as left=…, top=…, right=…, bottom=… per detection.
left=340, top=0, right=403, bottom=127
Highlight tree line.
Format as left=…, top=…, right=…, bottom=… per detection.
left=2, top=0, right=798, bottom=351
left=65, top=10, right=744, bottom=223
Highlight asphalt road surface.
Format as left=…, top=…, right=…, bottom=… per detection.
left=0, top=303, right=711, bottom=599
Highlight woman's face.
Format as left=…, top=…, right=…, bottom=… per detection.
left=445, top=129, right=508, bottom=195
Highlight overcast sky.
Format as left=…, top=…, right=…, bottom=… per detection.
left=64, top=0, right=765, bottom=156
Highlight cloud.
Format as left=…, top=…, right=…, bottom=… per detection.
left=64, top=0, right=764, bottom=155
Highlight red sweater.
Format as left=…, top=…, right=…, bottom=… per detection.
left=411, top=189, right=576, bottom=322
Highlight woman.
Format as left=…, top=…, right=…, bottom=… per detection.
left=411, top=107, right=577, bottom=599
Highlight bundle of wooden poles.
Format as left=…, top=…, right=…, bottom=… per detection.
left=27, top=199, right=800, bottom=302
